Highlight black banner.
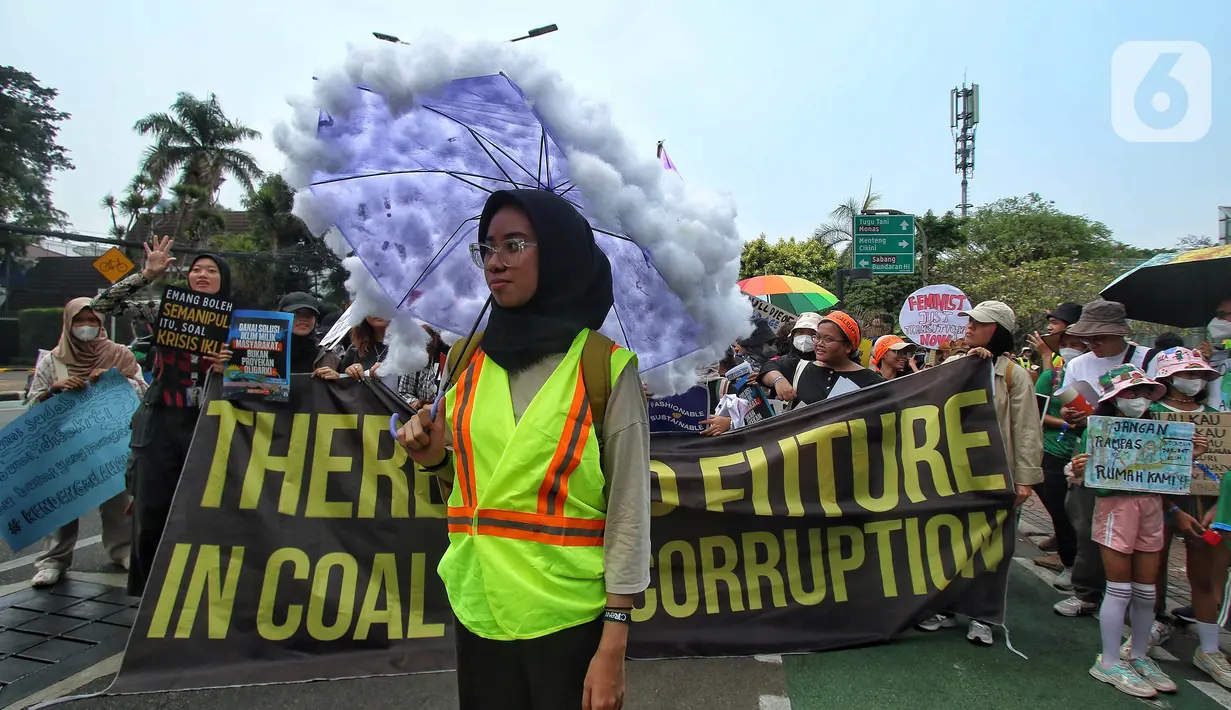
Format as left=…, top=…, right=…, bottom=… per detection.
left=154, top=285, right=233, bottom=356
left=111, top=357, right=1013, bottom=693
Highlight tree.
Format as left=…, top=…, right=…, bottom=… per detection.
left=134, top=92, right=262, bottom=230
left=1177, top=235, right=1216, bottom=251
left=811, top=178, right=882, bottom=256
left=957, top=193, right=1139, bottom=266
left=101, top=172, right=162, bottom=241
left=739, top=234, right=840, bottom=287
left=0, top=66, right=74, bottom=239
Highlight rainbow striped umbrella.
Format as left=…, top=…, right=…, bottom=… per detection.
left=738, top=275, right=839, bottom=315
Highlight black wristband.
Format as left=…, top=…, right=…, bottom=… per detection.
left=421, top=452, right=451, bottom=473
left=602, top=609, right=631, bottom=624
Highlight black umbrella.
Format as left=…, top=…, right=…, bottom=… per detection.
left=1100, top=245, right=1231, bottom=328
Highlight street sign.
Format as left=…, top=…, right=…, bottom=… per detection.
left=853, top=214, right=916, bottom=275
left=92, top=247, right=136, bottom=283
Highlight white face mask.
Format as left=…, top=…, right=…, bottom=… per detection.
left=793, top=335, right=815, bottom=354
left=71, top=326, right=100, bottom=342
left=1115, top=397, right=1151, bottom=418
left=1059, top=348, right=1084, bottom=362
left=1209, top=318, right=1231, bottom=343
left=1172, top=377, right=1206, bottom=396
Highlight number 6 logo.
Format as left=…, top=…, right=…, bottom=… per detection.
left=1112, top=41, right=1211, bottom=143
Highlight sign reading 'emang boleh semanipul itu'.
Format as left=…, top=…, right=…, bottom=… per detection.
left=155, top=285, right=234, bottom=357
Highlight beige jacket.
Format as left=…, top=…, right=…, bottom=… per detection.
left=947, top=353, right=1044, bottom=487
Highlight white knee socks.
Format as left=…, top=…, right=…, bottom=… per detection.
left=1129, top=583, right=1156, bottom=660
left=1100, top=581, right=1133, bottom=667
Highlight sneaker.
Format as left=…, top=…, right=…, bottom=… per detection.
left=1053, top=567, right=1074, bottom=592
left=1130, top=656, right=1177, bottom=693
left=916, top=614, right=957, bottom=632
left=1054, top=597, right=1098, bottom=617
left=1038, top=535, right=1058, bottom=552
left=1195, top=649, right=1231, bottom=689
left=1089, top=656, right=1157, bottom=698
left=30, top=568, right=61, bottom=588
left=967, top=619, right=993, bottom=646
left=1151, top=620, right=1171, bottom=647
left=1173, top=605, right=1197, bottom=624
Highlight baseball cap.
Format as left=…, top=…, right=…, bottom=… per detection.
left=871, top=335, right=914, bottom=366
left=278, top=291, right=321, bottom=315
left=959, top=300, right=1017, bottom=333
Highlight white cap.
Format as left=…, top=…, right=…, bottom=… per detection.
left=793, top=312, right=822, bottom=332
left=959, top=300, right=1017, bottom=333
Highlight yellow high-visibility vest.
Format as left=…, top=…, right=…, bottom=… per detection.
left=439, top=329, right=637, bottom=640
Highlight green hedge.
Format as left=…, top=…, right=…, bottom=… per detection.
left=18, top=308, right=64, bottom=360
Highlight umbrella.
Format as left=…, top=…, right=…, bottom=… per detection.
left=1100, top=245, right=1231, bottom=328
left=304, top=74, right=702, bottom=372
left=739, top=275, right=839, bottom=315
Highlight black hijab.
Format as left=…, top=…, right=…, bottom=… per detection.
left=189, top=253, right=232, bottom=299
left=477, top=189, right=614, bottom=373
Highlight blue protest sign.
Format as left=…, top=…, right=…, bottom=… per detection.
left=0, top=369, right=139, bottom=551
left=649, top=386, right=711, bottom=434
left=223, top=310, right=293, bottom=402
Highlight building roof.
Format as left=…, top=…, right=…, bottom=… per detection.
left=128, top=211, right=253, bottom=242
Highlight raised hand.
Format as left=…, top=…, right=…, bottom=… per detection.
left=142, top=235, right=178, bottom=280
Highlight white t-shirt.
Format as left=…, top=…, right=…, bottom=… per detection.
left=1062, top=341, right=1150, bottom=391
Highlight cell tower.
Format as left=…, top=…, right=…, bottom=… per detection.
left=950, top=82, right=979, bottom=217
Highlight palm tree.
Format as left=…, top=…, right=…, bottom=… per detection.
left=811, top=178, right=882, bottom=254
left=134, top=92, right=263, bottom=203
left=100, top=172, right=161, bottom=241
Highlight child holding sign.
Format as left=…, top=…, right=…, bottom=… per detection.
left=1069, top=365, right=1208, bottom=699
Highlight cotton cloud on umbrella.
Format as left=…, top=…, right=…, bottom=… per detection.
left=274, top=35, right=751, bottom=394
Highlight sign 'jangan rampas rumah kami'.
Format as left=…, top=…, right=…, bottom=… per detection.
left=107, top=357, right=1014, bottom=695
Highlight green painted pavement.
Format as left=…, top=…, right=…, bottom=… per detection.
left=784, top=564, right=1228, bottom=709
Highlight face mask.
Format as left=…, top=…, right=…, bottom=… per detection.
left=1115, top=397, right=1150, bottom=418
left=1209, top=318, right=1231, bottom=344
left=1172, top=378, right=1206, bottom=396
left=1059, top=348, right=1083, bottom=362
left=71, top=326, right=100, bottom=342
left=793, top=335, right=815, bottom=353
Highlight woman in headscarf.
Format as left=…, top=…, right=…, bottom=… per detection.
left=24, top=298, right=145, bottom=587
left=397, top=189, right=650, bottom=710
left=88, top=237, right=233, bottom=595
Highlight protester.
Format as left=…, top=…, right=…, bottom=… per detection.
left=758, top=312, right=882, bottom=408
left=1031, top=310, right=1089, bottom=584
left=24, top=298, right=144, bottom=587
left=870, top=335, right=917, bottom=381
left=1055, top=300, right=1156, bottom=619
left=773, top=321, right=795, bottom=357
left=702, top=320, right=778, bottom=435
left=917, top=300, right=1042, bottom=646
left=1197, top=297, right=1231, bottom=412
left=1068, top=365, right=1207, bottom=698
left=400, top=324, right=450, bottom=409
left=396, top=188, right=649, bottom=710
left=1145, top=348, right=1231, bottom=685
left=1154, top=332, right=1185, bottom=351
left=88, top=236, right=232, bottom=596
left=275, top=291, right=341, bottom=374
left=1027, top=302, right=1082, bottom=372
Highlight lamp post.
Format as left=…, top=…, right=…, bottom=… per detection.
left=373, top=24, right=558, bottom=45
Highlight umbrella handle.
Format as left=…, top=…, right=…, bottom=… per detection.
left=389, top=413, right=401, bottom=439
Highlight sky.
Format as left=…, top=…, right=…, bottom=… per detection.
left=2, top=0, right=1228, bottom=251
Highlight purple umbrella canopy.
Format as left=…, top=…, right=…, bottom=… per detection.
left=303, top=73, right=707, bottom=373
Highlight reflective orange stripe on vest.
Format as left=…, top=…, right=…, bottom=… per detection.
left=451, top=353, right=486, bottom=509
left=536, top=369, right=593, bottom=516
left=447, top=507, right=604, bottom=547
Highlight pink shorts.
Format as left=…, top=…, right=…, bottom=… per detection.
left=1092, top=494, right=1165, bottom=554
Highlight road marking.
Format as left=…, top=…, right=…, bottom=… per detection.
left=758, top=695, right=792, bottom=710
left=1, top=652, right=122, bottom=710
left=0, top=535, right=102, bottom=573
left=1189, top=680, right=1231, bottom=708
left=754, top=654, right=783, bottom=664
left=1012, top=556, right=1066, bottom=590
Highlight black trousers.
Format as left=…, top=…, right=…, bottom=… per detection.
left=127, top=404, right=199, bottom=597
left=1033, top=453, right=1078, bottom=567
left=455, top=618, right=603, bottom=710
left=1066, top=483, right=1106, bottom=604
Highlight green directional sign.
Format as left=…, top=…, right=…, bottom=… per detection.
left=853, top=214, right=916, bottom=274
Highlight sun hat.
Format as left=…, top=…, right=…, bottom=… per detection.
left=819, top=311, right=861, bottom=345
left=871, top=335, right=914, bottom=366
left=1096, top=364, right=1166, bottom=403
left=958, top=300, right=1017, bottom=333
left=1065, top=300, right=1132, bottom=338
left=792, top=312, right=822, bottom=333
left=1153, top=347, right=1220, bottom=382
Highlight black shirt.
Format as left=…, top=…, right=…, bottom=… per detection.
left=762, top=355, right=883, bottom=407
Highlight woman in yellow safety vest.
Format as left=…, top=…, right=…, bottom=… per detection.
left=398, top=189, right=650, bottom=710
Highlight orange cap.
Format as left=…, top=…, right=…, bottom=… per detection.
left=871, top=335, right=913, bottom=366
left=820, top=311, right=861, bottom=347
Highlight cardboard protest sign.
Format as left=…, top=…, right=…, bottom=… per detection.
left=1156, top=411, right=1230, bottom=496
left=0, top=370, right=138, bottom=551
left=899, top=285, right=970, bottom=350
left=1084, top=416, right=1195, bottom=494
left=747, top=296, right=798, bottom=331
left=648, top=386, right=710, bottom=433
left=155, top=285, right=233, bottom=356
left=223, top=310, right=293, bottom=402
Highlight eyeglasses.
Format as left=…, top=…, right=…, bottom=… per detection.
left=470, top=238, right=537, bottom=269
left=815, top=336, right=848, bottom=347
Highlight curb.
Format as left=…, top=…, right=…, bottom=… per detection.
left=0, top=368, right=33, bottom=373
left=0, top=391, right=23, bottom=402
